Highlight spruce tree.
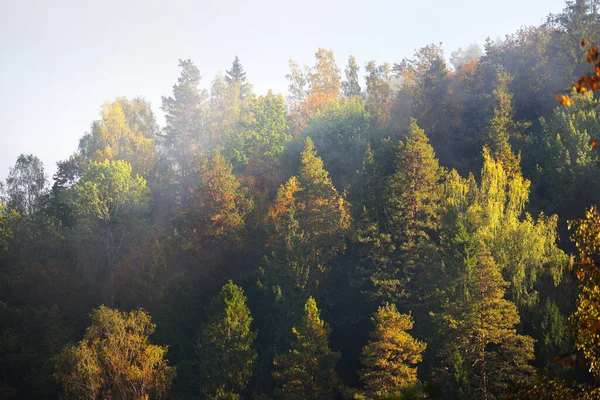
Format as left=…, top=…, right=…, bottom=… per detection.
left=161, top=59, right=208, bottom=203
left=385, top=118, right=444, bottom=307
left=360, top=303, right=426, bottom=399
left=438, top=244, right=535, bottom=399
left=225, top=56, right=250, bottom=100
left=196, top=281, right=257, bottom=399
left=272, top=297, right=340, bottom=400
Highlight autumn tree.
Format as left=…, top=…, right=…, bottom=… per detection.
left=272, top=297, right=340, bottom=400
left=286, top=48, right=341, bottom=133
left=55, top=306, right=175, bottom=400
left=568, top=206, right=600, bottom=380
left=196, top=281, right=257, bottom=399
left=78, top=98, right=157, bottom=177
left=359, top=303, right=426, bottom=399
left=179, top=149, right=253, bottom=249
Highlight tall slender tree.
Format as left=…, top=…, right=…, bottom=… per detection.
left=385, top=118, right=444, bottom=306
left=342, top=55, right=362, bottom=98
left=272, top=297, right=340, bottom=400
left=197, top=281, right=257, bottom=399
left=161, top=59, right=208, bottom=204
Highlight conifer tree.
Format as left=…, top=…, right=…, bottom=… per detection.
left=360, top=303, right=426, bottom=399
left=197, top=281, right=257, bottom=399
left=272, top=297, right=340, bottom=400
left=161, top=59, right=208, bottom=203
left=385, top=118, right=444, bottom=306
left=438, top=244, right=535, bottom=399
left=265, top=138, right=351, bottom=292
left=225, top=56, right=249, bottom=100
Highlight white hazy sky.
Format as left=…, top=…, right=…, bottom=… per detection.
left=0, top=0, right=567, bottom=181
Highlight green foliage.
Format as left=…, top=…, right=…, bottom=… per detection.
left=197, top=281, right=257, bottom=399
left=437, top=244, right=535, bottom=399
left=530, top=91, right=600, bottom=216
left=223, top=90, right=290, bottom=186
left=161, top=59, right=209, bottom=202
left=2, top=154, right=47, bottom=215
left=304, top=97, right=371, bottom=188
left=342, top=55, right=362, bottom=98
left=384, top=118, right=444, bottom=305
left=442, top=149, right=570, bottom=312
left=0, top=202, right=12, bottom=256
left=54, top=306, right=175, bottom=399
left=74, top=159, right=150, bottom=303
left=272, top=297, right=340, bottom=400
left=0, top=303, right=72, bottom=398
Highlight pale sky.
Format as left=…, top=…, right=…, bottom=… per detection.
left=0, top=0, right=568, bottom=182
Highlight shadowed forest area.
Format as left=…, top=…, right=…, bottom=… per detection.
left=4, top=0, right=600, bottom=399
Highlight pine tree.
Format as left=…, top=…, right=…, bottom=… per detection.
left=360, top=303, right=426, bottom=399
left=342, top=55, right=361, bottom=98
left=272, top=297, right=340, bottom=400
left=438, top=244, right=535, bottom=399
left=197, top=281, right=257, bottom=399
left=385, top=118, right=444, bottom=306
left=265, top=138, right=351, bottom=292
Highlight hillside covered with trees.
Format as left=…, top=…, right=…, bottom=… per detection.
left=3, top=1, right=600, bottom=398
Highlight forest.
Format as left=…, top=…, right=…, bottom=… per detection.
left=3, top=1, right=600, bottom=399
